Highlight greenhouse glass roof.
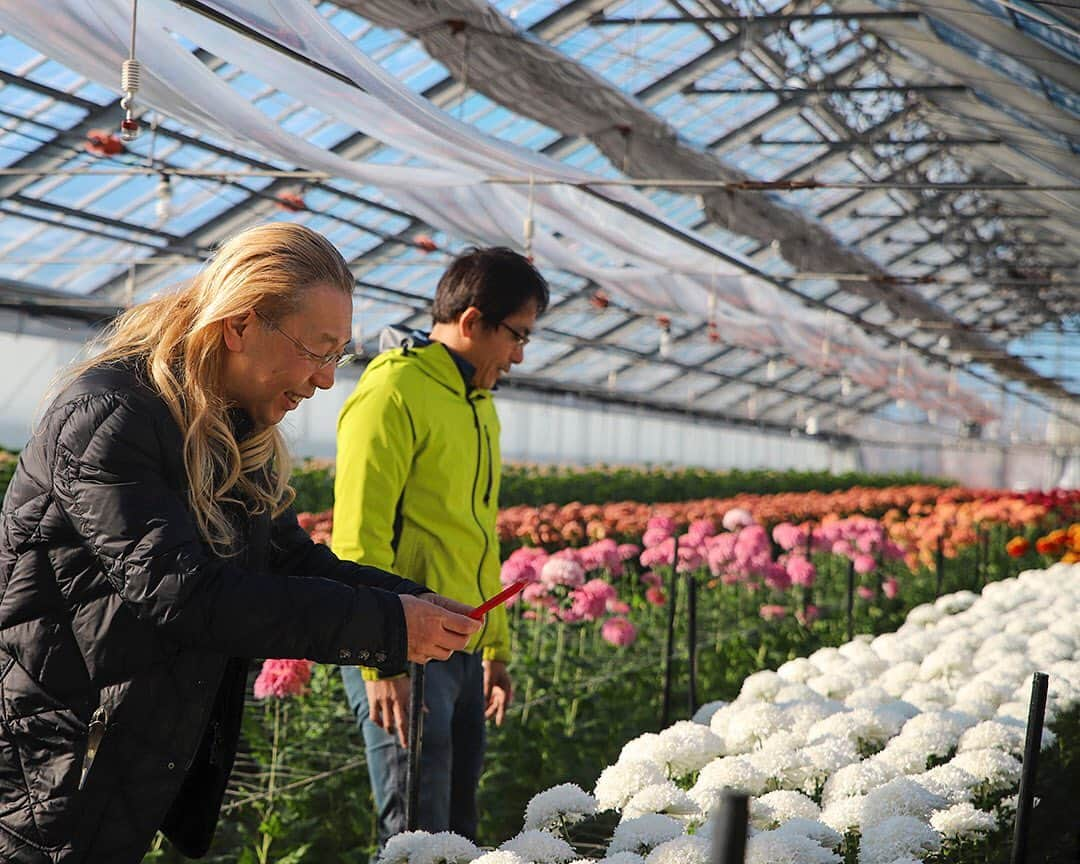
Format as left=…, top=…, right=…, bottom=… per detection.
left=0, top=0, right=1076, bottom=447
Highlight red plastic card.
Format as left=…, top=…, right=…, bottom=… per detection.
left=469, top=579, right=528, bottom=620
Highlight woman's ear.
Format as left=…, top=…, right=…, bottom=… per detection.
left=222, top=311, right=254, bottom=352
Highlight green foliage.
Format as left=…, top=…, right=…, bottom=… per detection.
left=496, top=465, right=952, bottom=507
left=286, top=460, right=951, bottom=513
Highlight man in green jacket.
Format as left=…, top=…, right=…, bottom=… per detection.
left=333, top=247, right=548, bottom=848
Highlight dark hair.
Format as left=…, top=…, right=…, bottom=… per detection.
left=432, top=247, right=549, bottom=325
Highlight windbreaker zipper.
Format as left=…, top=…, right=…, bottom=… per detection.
left=483, top=426, right=493, bottom=507
left=79, top=706, right=108, bottom=789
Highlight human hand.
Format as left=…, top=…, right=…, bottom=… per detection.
left=366, top=676, right=411, bottom=749
left=419, top=593, right=476, bottom=618
left=400, top=593, right=480, bottom=665
left=483, top=660, right=513, bottom=726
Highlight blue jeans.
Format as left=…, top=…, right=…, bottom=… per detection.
left=341, top=653, right=486, bottom=850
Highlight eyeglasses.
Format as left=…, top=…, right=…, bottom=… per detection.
left=498, top=320, right=531, bottom=347
left=254, top=310, right=356, bottom=369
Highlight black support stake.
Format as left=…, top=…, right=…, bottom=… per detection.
left=405, top=662, right=425, bottom=830
left=935, top=534, right=944, bottom=597
left=660, top=534, right=679, bottom=728
left=686, top=570, right=698, bottom=716
left=710, top=792, right=749, bottom=864
left=1010, top=672, right=1049, bottom=864
left=846, top=557, right=855, bottom=642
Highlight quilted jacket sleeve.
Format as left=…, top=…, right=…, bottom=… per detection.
left=269, top=507, right=430, bottom=597
left=51, top=390, right=409, bottom=667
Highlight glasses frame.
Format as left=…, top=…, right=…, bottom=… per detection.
left=498, top=320, right=530, bottom=347
left=254, top=310, right=356, bottom=369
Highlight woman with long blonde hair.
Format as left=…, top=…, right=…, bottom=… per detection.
left=0, top=222, right=478, bottom=864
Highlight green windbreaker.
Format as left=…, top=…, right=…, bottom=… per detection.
left=332, top=339, right=507, bottom=679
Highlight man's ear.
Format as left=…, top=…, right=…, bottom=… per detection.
left=458, top=306, right=484, bottom=340
left=222, top=311, right=255, bottom=352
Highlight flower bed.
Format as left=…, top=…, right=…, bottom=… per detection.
left=383, top=563, right=1080, bottom=864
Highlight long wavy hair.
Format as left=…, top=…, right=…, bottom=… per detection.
left=68, top=222, right=353, bottom=555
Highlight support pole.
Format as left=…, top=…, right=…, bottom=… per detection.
left=709, top=792, right=749, bottom=864
left=687, top=569, right=698, bottom=716
left=661, top=534, right=679, bottom=728
left=1010, top=672, right=1049, bottom=864
left=405, top=663, right=425, bottom=830
left=935, top=534, right=945, bottom=597
left=846, top=557, right=856, bottom=642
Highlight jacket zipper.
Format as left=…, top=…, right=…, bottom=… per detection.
left=79, top=706, right=108, bottom=789
left=468, top=399, right=491, bottom=644
left=483, top=426, right=493, bottom=507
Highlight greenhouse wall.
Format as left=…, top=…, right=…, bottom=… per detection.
left=0, top=330, right=1073, bottom=488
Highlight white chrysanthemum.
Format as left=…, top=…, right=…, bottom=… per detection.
left=860, top=777, right=947, bottom=830
left=746, top=743, right=806, bottom=790
left=1027, top=631, right=1075, bottom=665
left=844, top=685, right=892, bottom=709
left=722, top=703, right=787, bottom=754
left=818, top=794, right=865, bottom=833
left=472, top=852, right=527, bottom=864
left=598, top=853, right=645, bottom=864
left=568, top=859, right=595, bottom=864
left=951, top=699, right=997, bottom=722
left=739, top=670, right=783, bottom=702
left=808, top=646, right=846, bottom=672
left=821, top=760, right=895, bottom=805
left=934, top=590, right=978, bottom=614
left=798, top=738, right=860, bottom=793
left=994, top=700, right=1030, bottom=724
left=806, top=672, right=862, bottom=702
left=777, top=657, right=817, bottom=683
left=955, top=679, right=1009, bottom=709
left=595, top=761, right=668, bottom=811
left=911, top=764, right=977, bottom=804
left=806, top=708, right=891, bottom=750
left=744, top=830, right=841, bottom=864
left=619, top=734, right=667, bottom=771
left=870, top=633, right=925, bottom=666
left=857, top=815, right=941, bottom=864
left=877, top=662, right=921, bottom=698
left=781, top=698, right=843, bottom=738
left=957, top=720, right=1026, bottom=757
left=380, top=832, right=438, bottom=864
left=642, top=835, right=708, bottom=864
left=499, top=831, right=575, bottom=864
left=949, top=749, right=1022, bottom=793
left=750, top=790, right=820, bottom=830
left=868, top=703, right=917, bottom=739
left=899, top=681, right=951, bottom=711
left=657, top=722, right=724, bottom=777
left=898, top=711, right=975, bottom=750
left=918, top=646, right=973, bottom=683
left=771, top=818, right=842, bottom=850
left=689, top=756, right=769, bottom=809
left=904, top=603, right=943, bottom=628
left=870, top=741, right=930, bottom=775
left=525, top=784, right=598, bottom=832
left=929, top=802, right=997, bottom=839
left=623, top=783, right=698, bottom=820
left=415, top=833, right=480, bottom=864
left=607, top=815, right=685, bottom=855
left=691, top=700, right=726, bottom=726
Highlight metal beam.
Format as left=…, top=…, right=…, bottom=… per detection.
left=589, top=11, right=923, bottom=26
left=688, top=83, right=968, bottom=95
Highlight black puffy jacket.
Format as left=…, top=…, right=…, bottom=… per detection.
left=0, top=363, right=425, bottom=863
